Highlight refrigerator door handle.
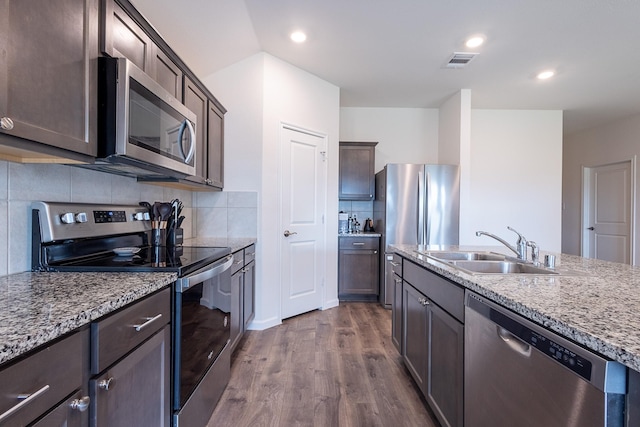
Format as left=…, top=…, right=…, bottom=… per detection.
left=417, top=170, right=426, bottom=246
left=425, top=171, right=431, bottom=244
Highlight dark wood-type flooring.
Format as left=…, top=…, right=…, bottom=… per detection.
left=207, top=302, right=439, bottom=427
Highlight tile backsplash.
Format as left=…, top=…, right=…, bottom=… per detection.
left=338, top=200, right=374, bottom=231
left=0, top=160, right=257, bottom=276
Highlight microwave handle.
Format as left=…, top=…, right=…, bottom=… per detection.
left=178, top=119, right=196, bottom=165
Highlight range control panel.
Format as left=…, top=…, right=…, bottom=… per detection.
left=33, top=202, right=151, bottom=243
left=94, top=210, right=128, bottom=223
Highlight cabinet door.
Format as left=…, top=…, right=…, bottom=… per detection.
left=391, top=273, right=403, bottom=352
left=154, top=47, right=182, bottom=100
left=243, top=260, right=255, bottom=330
left=183, top=77, right=208, bottom=185
left=427, top=303, right=464, bottom=427
left=102, top=0, right=154, bottom=74
left=207, top=101, right=224, bottom=189
left=31, top=390, right=87, bottom=427
left=229, top=270, right=243, bottom=352
left=90, top=326, right=170, bottom=427
left=0, top=0, right=98, bottom=156
left=338, top=249, right=379, bottom=298
left=402, top=282, right=428, bottom=393
left=339, top=142, right=376, bottom=200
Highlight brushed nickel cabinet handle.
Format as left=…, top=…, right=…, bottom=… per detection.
left=0, top=385, right=50, bottom=422
left=0, top=117, right=14, bottom=131
left=98, top=377, right=115, bottom=391
left=133, top=313, right=163, bottom=332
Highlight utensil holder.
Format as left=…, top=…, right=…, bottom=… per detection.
left=152, top=228, right=166, bottom=247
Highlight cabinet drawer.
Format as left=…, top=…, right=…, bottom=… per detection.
left=231, top=250, right=244, bottom=274
left=0, top=330, right=87, bottom=427
left=339, top=237, right=379, bottom=250
left=244, top=245, right=256, bottom=264
left=91, top=287, right=170, bottom=374
left=389, top=253, right=403, bottom=277
left=404, top=260, right=464, bottom=322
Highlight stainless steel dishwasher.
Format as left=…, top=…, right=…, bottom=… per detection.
left=465, top=292, right=627, bottom=427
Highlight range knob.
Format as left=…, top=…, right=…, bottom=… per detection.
left=133, top=212, right=145, bottom=221
left=60, top=212, right=75, bottom=224
left=75, top=212, right=88, bottom=223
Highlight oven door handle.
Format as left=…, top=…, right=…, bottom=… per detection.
left=177, top=255, right=233, bottom=292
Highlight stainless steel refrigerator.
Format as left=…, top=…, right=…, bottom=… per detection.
left=374, top=163, right=460, bottom=307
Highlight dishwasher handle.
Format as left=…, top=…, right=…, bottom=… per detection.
left=497, top=326, right=531, bottom=357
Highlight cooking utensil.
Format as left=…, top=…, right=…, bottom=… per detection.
left=177, top=216, right=185, bottom=229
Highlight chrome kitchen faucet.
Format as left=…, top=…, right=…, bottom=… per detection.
left=475, top=226, right=529, bottom=261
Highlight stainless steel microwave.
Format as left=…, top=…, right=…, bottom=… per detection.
left=96, top=57, right=196, bottom=178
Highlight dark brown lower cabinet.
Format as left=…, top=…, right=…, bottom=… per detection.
left=401, top=261, right=464, bottom=427
left=90, top=326, right=170, bottom=426
left=90, top=288, right=171, bottom=426
left=338, top=236, right=380, bottom=301
left=0, top=330, right=89, bottom=427
left=230, top=245, right=256, bottom=354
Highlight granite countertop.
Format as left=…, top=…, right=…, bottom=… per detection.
left=184, top=237, right=257, bottom=253
left=0, top=271, right=176, bottom=366
left=0, top=238, right=257, bottom=367
left=391, top=243, right=640, bottom=372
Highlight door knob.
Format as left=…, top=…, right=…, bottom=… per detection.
left=587, top=227, right=595, bottom=231
left=283, top=230, right=298, bottom=237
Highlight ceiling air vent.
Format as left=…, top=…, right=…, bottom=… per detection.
left=445, top=52, right=479, bottom=68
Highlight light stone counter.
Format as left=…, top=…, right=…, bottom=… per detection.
left=0, top=271, right=176, bottom=366
left=391, top=244, right=640, bottom=372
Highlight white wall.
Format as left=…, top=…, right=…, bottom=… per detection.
left=439, top=90, right=472, bottom=246
left=339, top=107, right=439, bottom=172
left=205, top=53, right=340, bottom=330
left=464, top=109, right=563, bottom=251
left=563, top=113, right=640, bottom=264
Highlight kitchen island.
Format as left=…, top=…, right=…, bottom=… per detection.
left=391, top=243, right=640, bottom=371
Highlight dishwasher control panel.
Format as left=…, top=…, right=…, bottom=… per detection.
left=529, top=331, right=592, bottom=380
left=469, top=294, right=594, bottom=381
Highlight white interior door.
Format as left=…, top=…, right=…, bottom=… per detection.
left=583, top=160, right=634, bottom=264
left=280, top=125, right=326, bottom=319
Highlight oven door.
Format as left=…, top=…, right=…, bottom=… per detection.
left=173, top=255, right=232, bottom=409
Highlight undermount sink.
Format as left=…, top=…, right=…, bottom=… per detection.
left=449, top=260, right=558, bottom=275
left=420, top=251, right=507, bottom=261
left=418, top=250, right=559, bottom=275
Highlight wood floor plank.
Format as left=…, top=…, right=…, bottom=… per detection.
left=207, top=302, right=439, bottom=427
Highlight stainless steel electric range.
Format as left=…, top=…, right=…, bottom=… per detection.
left=31, top=202, right=232, bottom=427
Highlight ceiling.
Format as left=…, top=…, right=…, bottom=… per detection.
left=130, top=0, right=640, bottom=135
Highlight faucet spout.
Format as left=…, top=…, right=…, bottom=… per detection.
left=475, top=231, right=521, bottom=257
left=476, top=226, right=529, bottom=260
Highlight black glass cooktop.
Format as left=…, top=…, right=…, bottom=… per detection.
left=49, top=246, right=231, bottom=276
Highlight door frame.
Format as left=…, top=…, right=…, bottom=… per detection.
left=278, top=122, right=329, bottom=320
left=581, top=157, right=636, bottom=263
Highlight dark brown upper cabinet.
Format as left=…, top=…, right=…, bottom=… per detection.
left=339, top=141, right=377, bottom=200
left=0, top=0, right=99, bottom=162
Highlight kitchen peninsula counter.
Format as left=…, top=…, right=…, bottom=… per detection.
left=390, top=244, right=640, bottom=372
left=0, top=271, right=176, bottom=366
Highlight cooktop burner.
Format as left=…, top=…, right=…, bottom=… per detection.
left=49, top=245, right=231, bottom=276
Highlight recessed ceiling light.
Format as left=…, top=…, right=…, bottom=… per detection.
left=537, top=70, right=555, bottom=80
left=465, top=36, right=485, bottom=48
left=290, top=31, right=307, bottom=43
